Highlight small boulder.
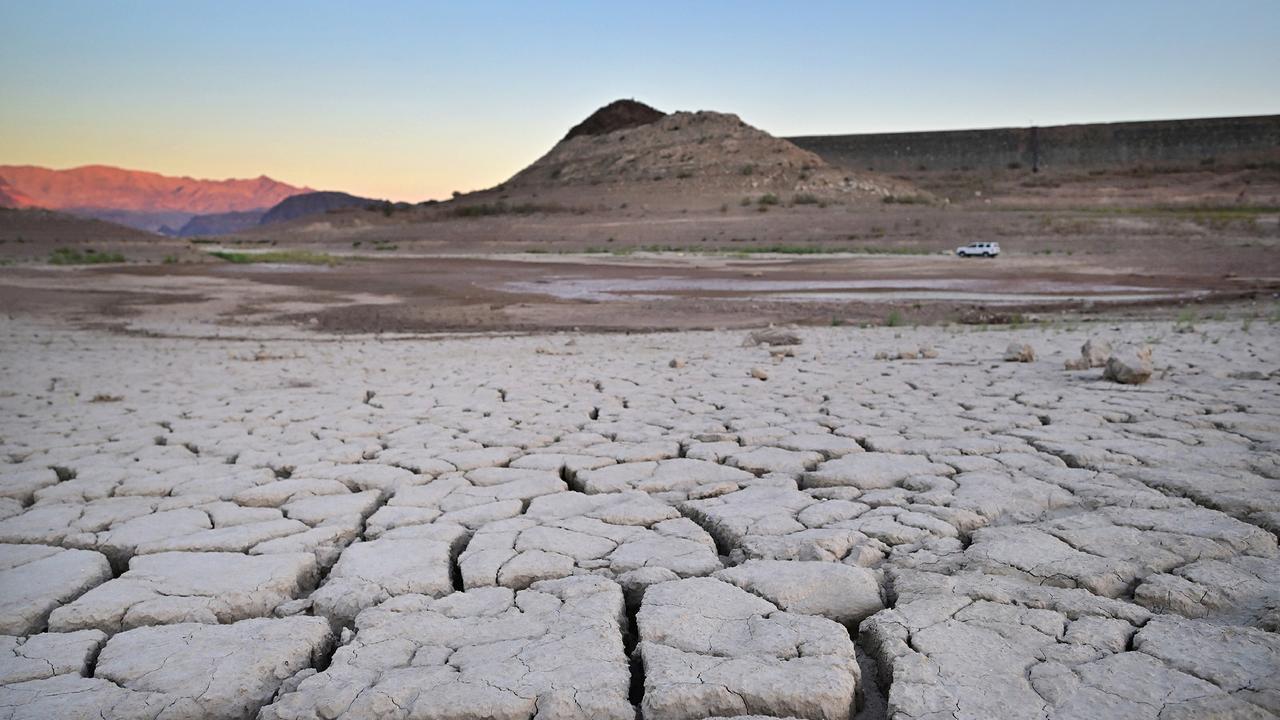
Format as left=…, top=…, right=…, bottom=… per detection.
left=1064, top=356, right=1090, bottom=371
left=749, top=367, right=769, bottom=381
left=743, top=327, right=801, bottom=347
left=1082, top=338, right=1112, bottom=367
left=1104, top=346, right=1153, bottom=385
left=1004, top=343, right=1035, bottom=362
left=668, top=358, right=685, bottom=369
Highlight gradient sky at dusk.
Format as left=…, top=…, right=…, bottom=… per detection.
left=3, top=1, right=1278, bottom=201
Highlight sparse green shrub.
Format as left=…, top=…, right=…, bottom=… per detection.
left=793, top=193, right=820, bottom=205
left=885, top=310, right=904, bottom=327
left=758, top=194, right=780, bottom=206
left=451, top=202, right=569, bottom=218
left=881, top=195, right=929, bottom=205
left=48, top=247, right=125, bottom=265
left=740, top=164, right=755, bottom=176
left=208, top=250, right=338, bottom=266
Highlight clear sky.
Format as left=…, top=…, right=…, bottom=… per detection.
left=3, top=1, right=1278, bottom=202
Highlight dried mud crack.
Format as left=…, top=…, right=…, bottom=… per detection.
left=0, top=316, right=1277, bottom=719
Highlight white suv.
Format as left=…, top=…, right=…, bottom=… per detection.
left=956, top=242, right=1000, bottom=258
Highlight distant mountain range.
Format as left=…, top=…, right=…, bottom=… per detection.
left=0, top=164, right=384, bottom=236
left=171, top=191, right=379, bottom=237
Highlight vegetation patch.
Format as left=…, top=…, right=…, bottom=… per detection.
left=208, top=250, right=339, bottom=266
left=48, top=247, right=125, bottom=265
left=882, top=194, right=930, bottom=205
left=451, top=201, right=572, bottom=218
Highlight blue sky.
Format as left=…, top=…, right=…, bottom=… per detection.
left=2, top=0, right=1277, bottom=200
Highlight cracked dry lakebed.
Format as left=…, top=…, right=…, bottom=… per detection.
left=0, top=314, right=1278, bottom=720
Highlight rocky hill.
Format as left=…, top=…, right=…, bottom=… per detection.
left=0, top=178, right=35, bottom=208
left=0, top=165, right=310, bottom=232
left=174, top=210, right=266, bottom=237
left=258, top=191, right=380, bottom=226
left=470, top=100, right=921, bottom=209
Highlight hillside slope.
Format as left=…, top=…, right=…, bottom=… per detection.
left=259, top=191, right=380, bottom=226
left=470, top=100, right=921, bottom=209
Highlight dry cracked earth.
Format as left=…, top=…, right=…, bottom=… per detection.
left=0, top=316, right=1278, bottom=719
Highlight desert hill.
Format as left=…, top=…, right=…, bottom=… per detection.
left=259, top=191, right=381, bottom=226
left=0, top=164, right=311, bottom=233
left=172, top=192, right=382, bottom=237
left=562, top=99, right=667, bottom=141
left=174, top=210, right=266, bottom=237
left=0, top=206, right=202, bottom=264
left=463, top=99, right=922, bottom=209
left=0, top=178, right=36, bottom=208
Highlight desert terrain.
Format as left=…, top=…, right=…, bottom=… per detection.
left=1, top=103, right=1279, bottom=720
left=1, top=310, right=1278, bottom=719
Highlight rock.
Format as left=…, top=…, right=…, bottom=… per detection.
left=669, top=358, right=685, bottom=368
left=48, top=551, right=318, bottom=633
left=637, top=577, right=859, bottom=720
left=1104, top=346, right=1154, bottom=384
left=918, top=346, right=939, bottom=359
left=261, top=577, right=633, bottom=720
left=750, top=367, right=769, bottom=381
left=0, top=544, right=112, bottom=635
left=1082, top=338, right=1112, bottom=367
left=1004, top=342, right=1035, bottom=362
left=743, top=327, right=802, bottom=347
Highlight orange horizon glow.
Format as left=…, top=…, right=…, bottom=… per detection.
left=3, top=2, right=1278, bottom=203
